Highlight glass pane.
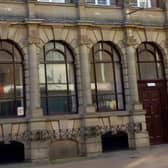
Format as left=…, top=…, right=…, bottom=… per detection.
left=90, top=64, right=95, bottom=85
left=139, top=51, right=155, bottom=62
left=48, top=96, right=68, bottom=114
left=70, top=95, right=77, bottom=112
left=46, top=64, right=67, bottom=84
left=0, top=51, right=12, bottom=62
left=140, top=63, right=157, bottom=80
left=47, top=84, right=67, bottom=95
left=39, top=64, right=46, bottom=84
left=40, top=84, right=46, bottom=96
left=117, top=94, right=124, bottom=110
left=95, top=63, right=115, bottom=91
left=55, top=42, right=64, bottom=52
left=1, top=41, right=13, bottom=53
left=0, top=64, right=14, bottom=98
left=46, top=51, right=64, bottom=61
left=41, top=97, right=47, bottom=113
left=115, top=63, right=122, bottom=93
left=15, top=64, right=23, bottom=85
left=156, top=52, right=161, bottom=61
left=93, top=94, right=116, bottom=110
left=66, top=49, right=73, bottom=62
left=67, top=64, right=74, bottom=84
left=157, top=63, right=164, bottom=79
left=113, top=49, right=120, bottom=62
left=102, top=43, right=111, bottom=52
left=0, top=100, right=15, bottom=116
left=14, top=47, right=22, bottom=62
left=45, top=42, right=54, bottom=52
left=94, top=43, right=102, bottom=53
left=95, top=51, right=111, bottom=62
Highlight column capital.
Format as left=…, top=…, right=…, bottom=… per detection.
left=79, top=35, right=92, bottom=48
left=122, top=34, right=138, bottom=47
left=28, top=25, right=40, bottom=45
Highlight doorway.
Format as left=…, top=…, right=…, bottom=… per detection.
left=136, top=42, right=168, bottom=145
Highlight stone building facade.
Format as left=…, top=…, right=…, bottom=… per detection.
left=0, top=0, right=167, bottom=162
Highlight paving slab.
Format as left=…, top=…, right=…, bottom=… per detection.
left=0, top=144, right=168, bottom=168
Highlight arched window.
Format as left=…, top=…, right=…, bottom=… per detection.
left=136, top=43, right=164, bottom=80
left=39, top=41, right=78, bottom=115
left=0, top=40, right=25, bottom=117
left=90, top=42, right=124, bottom=111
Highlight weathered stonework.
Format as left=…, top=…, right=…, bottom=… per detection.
left=0, top=0, right=167, bottom=163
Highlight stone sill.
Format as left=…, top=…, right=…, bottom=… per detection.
left=0, top=111, right=130, bottom=124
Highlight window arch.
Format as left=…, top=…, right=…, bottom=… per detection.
left=39, top=41, right=78, bottom=115
left=136, top=42, right=164, bottom=80
left=90, top=41, right=125, bottom=111
left=0, top=40, right=25, bottom=117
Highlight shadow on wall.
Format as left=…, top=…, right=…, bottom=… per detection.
left=0, top=141, right=24, bottom=163
left=101, top=131, right=129, bottom=152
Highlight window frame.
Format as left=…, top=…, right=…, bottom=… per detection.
left=40, top=41, right=78, bottom=115
left=0, top=40, right=25, bottom=118
left=90, top=41, right=125, bottom=112
left=136, top=42, right=165, bottom=80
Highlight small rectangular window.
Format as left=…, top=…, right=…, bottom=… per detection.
left=37, top=0, right=65, bottom=3
left=130, top=0, right=151, bottom=8
left=95, top=0, right=110, bottom=5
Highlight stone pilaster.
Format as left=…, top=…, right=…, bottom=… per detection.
left=79, top=27, right=95, bottom=113
left=124, top=28, right=150, bottom=148
left=28, top=24, right=43, bottom=118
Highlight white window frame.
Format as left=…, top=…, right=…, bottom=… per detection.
left=137, top=0, right=151, bottom=8
left=95, top=0, right=110, bottom=6
left=37, top=0, right=65, bottom=3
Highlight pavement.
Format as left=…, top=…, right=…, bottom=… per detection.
left=1, top=144, right=168, bottom=168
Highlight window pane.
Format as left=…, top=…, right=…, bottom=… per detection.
left=0, top=100, right=15, bottom=116
left=48, top=96, right=68, bottom=114
left=0, top=64, right=14, bottom=98
left=55, top=42, right=64, bottom=51
left=46, top=51, right=64, bottom=61
left=140, top=63, right=157, bottom=80
left=157, top=63, right=164, bottom=79
left=115, top=63, right=122, bottom=93
left=1, top=41, right=13, bottom=53
left=93, top=94, right=116, bottom=110
left=0, top=51, right=12, bottom=62
left=95, top=51, right=111, bottom=62
left=39, top=64, right=46, bottom=84
left=95, top=63, right=115, bottom=91
left=14, top=48, right=22, bottom=62
left=117, top=94, right=124, bottom=109
left=45, top=42, right=54, bottom=51
left=40, top=84, right=46, bottom=96
left=139, top=51, right=155, bottom=62
left=46, top=64, right=66, bottom=84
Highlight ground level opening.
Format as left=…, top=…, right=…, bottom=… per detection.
left=102, top=131, right=129, bottom=152
left=0, top=141, right=24, bottom=163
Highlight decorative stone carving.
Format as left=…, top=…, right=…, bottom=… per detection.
left=80, top=35, right=92, bottom=48
left=0, top=123, right=142, bottom=142
left=122, top=35, right=138, bottom=47
left=28, top=26, right=40, bottom=45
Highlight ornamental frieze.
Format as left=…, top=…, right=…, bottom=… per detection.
left=0, top=123, right=142, bottom=142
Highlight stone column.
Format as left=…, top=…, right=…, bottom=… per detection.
left=125, top=30, right=140, bottom=111
left=27, top=24, right=48, bottom=162
left=124, top=28, right=150, bottom=148
left=79, top=27, right=95, bottom=113
left=28, top=24, right=43, bottom=118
